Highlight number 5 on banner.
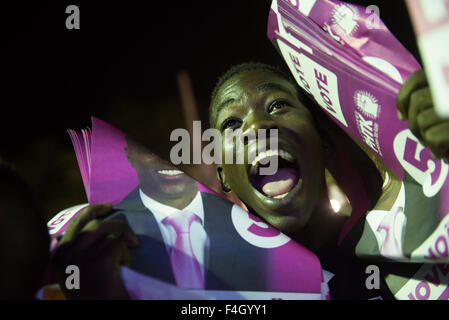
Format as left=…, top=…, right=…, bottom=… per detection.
left=394, top=129, right=448, bottom=197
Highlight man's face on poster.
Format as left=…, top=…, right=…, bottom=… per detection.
left=125, top=136, right=197, bottom=199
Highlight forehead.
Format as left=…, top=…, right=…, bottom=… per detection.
left=218, top=69, right=295, bottom=99
left=213, top=70, right=297, bottom=123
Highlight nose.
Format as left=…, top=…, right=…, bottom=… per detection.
left=241, top=111, right=278, bottom=145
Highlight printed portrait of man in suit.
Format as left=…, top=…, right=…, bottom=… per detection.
left=105, top=136, right=280, bottom=292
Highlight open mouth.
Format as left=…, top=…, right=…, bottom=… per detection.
left=248, top=149, right=302, bottom=200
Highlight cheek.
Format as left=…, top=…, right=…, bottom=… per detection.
left=284, top=108, right=314, bottom=126
left=222, top=163, right=250, bottom=193
left=221, top=133, right=246, bottom=164
left=222, top=137, right=234, bottom=163
left=282, top=110, right=321, bottom=141
left=223, top=163, right=244, bottom=180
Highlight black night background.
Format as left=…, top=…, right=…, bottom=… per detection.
left=3, top=1, right=421, bottom=220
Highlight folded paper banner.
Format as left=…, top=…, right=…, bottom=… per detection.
left=268, top=0, right=425, bottom=180
left=268, top=0, right=449, bottom=262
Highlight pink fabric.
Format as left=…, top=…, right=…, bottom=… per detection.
left=164, top=211, right=204, bottom=289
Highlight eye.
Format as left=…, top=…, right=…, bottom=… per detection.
left=268, top=100, right=288, bottom=113
left=221, top=118, right=242, bottom=131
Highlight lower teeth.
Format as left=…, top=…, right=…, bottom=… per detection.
left=273, top=192, right=289, bottom=199
left=267, top=179, right=302, bottom=199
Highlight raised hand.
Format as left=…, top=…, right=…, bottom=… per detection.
left=397, top=69, right=449, bottom=161
left=51, top=203, right=139, bottom=299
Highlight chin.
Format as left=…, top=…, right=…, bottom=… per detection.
left=160, top=184, right=187, bottom=195
left=251, top=199, right=312, bottom=234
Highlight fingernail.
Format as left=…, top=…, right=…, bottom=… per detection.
left=397, top=110, right=404, bottom=121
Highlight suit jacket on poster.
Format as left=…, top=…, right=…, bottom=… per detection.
left=106, top=188, right=269, bottom=291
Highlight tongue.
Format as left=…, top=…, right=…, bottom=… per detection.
left=260, top=168, right=299, bottom=197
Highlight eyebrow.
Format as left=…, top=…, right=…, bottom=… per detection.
left=215, top=82, right=293, bottom=125
left=215, top=98, right=236, bottom=122
left=256, top=82, right=292, bottom=95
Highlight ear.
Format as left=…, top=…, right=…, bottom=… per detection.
left=125, top=146, right=136, bottom=168
left=216, top=166, right=231, bottom=193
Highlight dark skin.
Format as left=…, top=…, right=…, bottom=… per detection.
left=125, top=136, right=198, bottom=210
left=213, top=68, right=449, bottom=250
left=51, top=203, right=139, bottom=299
left=214, top=69, right=341, bottom=249
left=397, top=70, right=449, bottom=160
left=52, top=69, right=448, bottom=299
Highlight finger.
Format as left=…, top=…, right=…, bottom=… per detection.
left=71, top=219, right=140, bottom=252
left=423, top=122, right=449, bottom=160
left=62, top=237, right=131, bottom=300
left=55, top=231, right=131, bottom=279
left=81, top=234, right=133, bottom=269
left=60, top=203, right=113, bottom=244
left=397, top=69, right=428, bottom=120
left=407, top=87, right=433, bottom=142
left=94, top=237, right=132, bottom=299
left=417, top=108, right=447, bottom=140
left=52, top=215, right=113, bottom=272
left=97, top=236, right=133, bottom=268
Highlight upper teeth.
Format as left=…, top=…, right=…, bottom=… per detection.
left=158, top=169, right=184, bottom=176
left=251, top=149, right=294, bottom=167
